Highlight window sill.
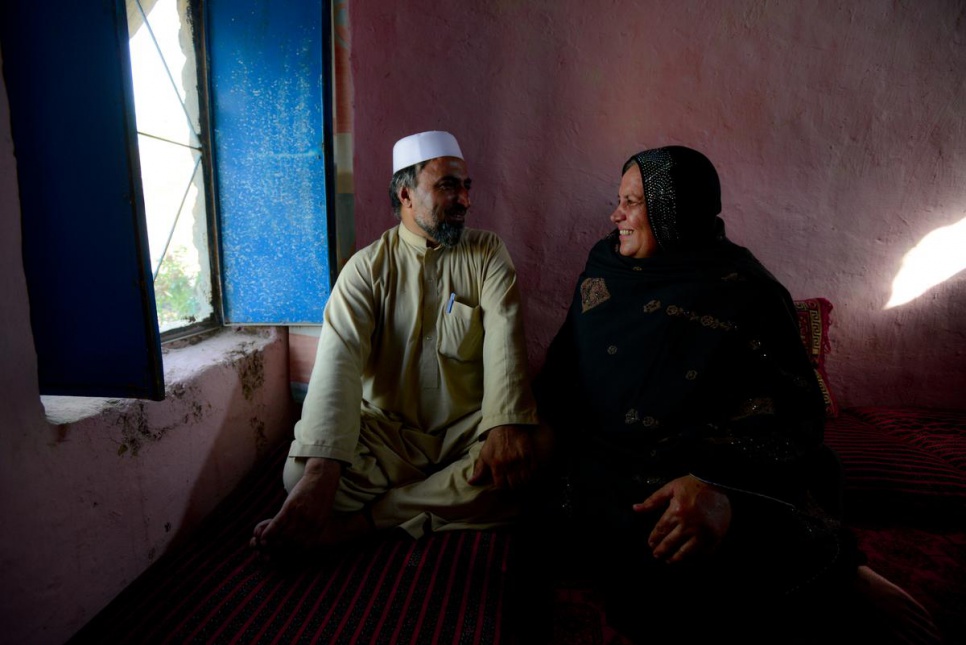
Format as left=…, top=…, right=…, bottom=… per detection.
left=42, top=326, right=283, bottom=425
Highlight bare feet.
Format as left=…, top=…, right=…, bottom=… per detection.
left=250, top=457, right=342, bottom=558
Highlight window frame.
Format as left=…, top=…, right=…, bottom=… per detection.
left=152, top=0, right=225, bottom=344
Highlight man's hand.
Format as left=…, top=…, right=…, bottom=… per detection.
left=251, top=457, right=342, bottom=558
left=468, top=425, right=535, bottom=490
left=633, top=474, right=732, bottom=563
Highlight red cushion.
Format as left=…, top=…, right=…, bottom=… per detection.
left=793, top=297, right=840, bottom=418
left=825, top=408, right=966, bottom=525
left=850, top=407, right=966, bottom=472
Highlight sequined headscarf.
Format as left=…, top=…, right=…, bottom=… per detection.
left=623, top=146, right=723, bottom=253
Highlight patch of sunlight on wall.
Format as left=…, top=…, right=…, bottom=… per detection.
left=886, top=215, right=966, bottom=309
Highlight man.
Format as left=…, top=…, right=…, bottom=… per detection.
left=252, top=131, right=540, bottom=554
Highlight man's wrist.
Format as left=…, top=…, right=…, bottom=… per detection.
left=304, top=456, right=344, bottom=477
left=479, top=423, right=533, bottom=441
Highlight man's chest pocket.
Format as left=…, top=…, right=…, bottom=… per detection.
left=438, top=300, right=484, bottom=362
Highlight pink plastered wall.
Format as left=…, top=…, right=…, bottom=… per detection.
left=348, top=0, right=966, bottom=409
left=0, top=58, right=295, bottom=644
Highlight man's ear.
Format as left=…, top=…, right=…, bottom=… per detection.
left=397, top=185, right=412, bottom=208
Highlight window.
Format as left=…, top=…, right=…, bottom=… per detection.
left=127, top=0, right=218, bottom=338
left=2, top=0, right=336, bottom=400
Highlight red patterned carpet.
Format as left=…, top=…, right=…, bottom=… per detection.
left=69, top=443, right=513, bottom=645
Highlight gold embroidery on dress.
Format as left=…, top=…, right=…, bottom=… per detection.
left=625, top=409, right=662, bottom=428
left=580, top=278, right=611, bottom=312
left=643, top=299, right=662, bottom=313
left=664, top=303, right=735, bottom=331
left=731, top=397, right=776, bottom=420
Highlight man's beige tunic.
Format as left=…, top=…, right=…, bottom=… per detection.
left=287, top=224, right=538, bottom=536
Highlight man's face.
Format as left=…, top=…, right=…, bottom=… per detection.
left=405, top=156, right=471, bottom=247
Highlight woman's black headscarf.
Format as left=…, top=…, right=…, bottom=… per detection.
left=624, top=145, right=723, bottom=253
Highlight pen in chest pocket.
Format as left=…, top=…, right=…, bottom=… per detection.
left=446, top=292, right=456, bottom=314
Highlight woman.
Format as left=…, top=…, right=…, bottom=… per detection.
left=532, top=146, right=941, bottom=644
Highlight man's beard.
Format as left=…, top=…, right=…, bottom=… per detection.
left=418, top=206, right=466, bottom=248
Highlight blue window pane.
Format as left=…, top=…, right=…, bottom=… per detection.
left=208, top=0, right=335, bottom=324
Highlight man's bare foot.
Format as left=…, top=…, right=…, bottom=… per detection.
left=252, top=510, right=375, bottom=559
left=250, top=457, right=342, bottom=558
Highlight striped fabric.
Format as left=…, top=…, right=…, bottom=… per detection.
left=824, top=408, right=966, bottom=525
left=69, top=444, right=514, bottom=645
left=850, top=407, right=966, bottom=472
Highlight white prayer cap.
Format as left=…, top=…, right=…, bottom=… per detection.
left=392, top=131, right=463, bottom=173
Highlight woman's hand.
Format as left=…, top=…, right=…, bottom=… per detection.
left=633, top=474, right=732, bottom=563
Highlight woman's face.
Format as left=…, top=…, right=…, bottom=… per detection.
left=610, top=164, right=659, bottom=259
